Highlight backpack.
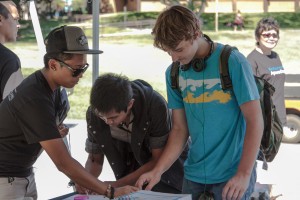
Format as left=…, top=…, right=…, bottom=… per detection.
left=170, top=44, right=283, bottom=170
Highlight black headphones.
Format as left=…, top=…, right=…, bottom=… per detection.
left=180, top=34, right=214, bottom=72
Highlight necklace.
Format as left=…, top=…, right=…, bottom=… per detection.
left=203, top=34, right=214, bottom=60
left=118, top=112, right=134, bottom=133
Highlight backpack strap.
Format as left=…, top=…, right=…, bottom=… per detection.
left=170, top=61, right=180, bottom=90
left=172, top=44, right=238, bottom=91
left=219, top=44, right=238, bottom=90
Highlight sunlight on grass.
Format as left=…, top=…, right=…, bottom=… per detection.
left=18, top=28, right=300, bottom=119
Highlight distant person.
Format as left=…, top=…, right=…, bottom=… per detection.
left=54, top=4, right=62, bottom=19
left=0, top=25, right=138, bottom=199
left=247, top=17, right=287, bottom=131
left=0, top=1, right=23, bottom=103
left=135, top=5, right=263, bottom=200
left=233, top=10, right=244, bottom=31
left=75, top=73, right=188, bottom=194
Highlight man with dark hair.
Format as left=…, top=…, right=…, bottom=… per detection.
left=0, top=26, right=138, bottom=199
left=75, top=73, right=187, bottom=194
left=0, top=1, right=23, bottom=103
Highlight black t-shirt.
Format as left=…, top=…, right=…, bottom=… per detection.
left=0, top=43, right=22, bottom=102
left=0, top=70, right=61, bottom=177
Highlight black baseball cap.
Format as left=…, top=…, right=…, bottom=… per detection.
left=44, top=25, right=103, bottom=54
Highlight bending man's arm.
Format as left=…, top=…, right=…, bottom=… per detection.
left=75, top=153, right=105, bottom=194
left=135, top=108, right=189, bottom=190
left=84, top=153, right=105, bottom=177
left=113, top=148, right=164, bottom=187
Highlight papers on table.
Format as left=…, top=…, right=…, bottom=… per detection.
left=62, top=190, right=191, bottom=200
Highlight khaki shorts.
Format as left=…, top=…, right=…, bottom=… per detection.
left=0, top=173, right=37, bottom=200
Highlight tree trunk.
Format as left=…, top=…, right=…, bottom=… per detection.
left=232, top=0, right=237, bottom=12
left=263, top=0, right=269, bottom=13
left=295, top=0, right=300, bottom=12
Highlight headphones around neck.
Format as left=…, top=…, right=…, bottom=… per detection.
left=180, top=34, right=214, bottom=72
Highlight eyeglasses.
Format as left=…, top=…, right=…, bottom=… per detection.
left=54, top=59, right=89, bottom=77
left=261, top=33, right=278, bottom=39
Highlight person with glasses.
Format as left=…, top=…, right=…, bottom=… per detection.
left=135, top=5, right=263, bottom=200
left=75, top=72, right=188, bottom=195
left=0, top=25, right=138, bottom=199
left=0, top=1, right=23, bottom=103
left=247, top=17, right=287, bottom=129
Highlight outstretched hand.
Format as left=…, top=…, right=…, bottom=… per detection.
left=58, top=123, right=69, bottom=138
left=75, top=184, right=98, bottom=195
left=222, top=172, right=250, bottom=200
left=75, top=183, right=139, bottom=197
left=114, top=185, right=139, bottom=198
left=135, top=171, right=161, bottom=191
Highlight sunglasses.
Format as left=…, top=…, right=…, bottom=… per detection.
left=261, top=33, right=278, bottom=39
left=54, top=59, right=89, bottom=77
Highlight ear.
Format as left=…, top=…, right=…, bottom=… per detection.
left=127, top=99, right=135, bottom=110
left=193, top=31, right=202, bottom=39
left=48, top=59, right=57, bottom=71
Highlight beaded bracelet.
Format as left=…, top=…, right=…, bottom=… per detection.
left=105, top=184, right=115, bottom=199
left=110, top=186, right=115, bottom=199
left=105, top=184, right=111, bottom=198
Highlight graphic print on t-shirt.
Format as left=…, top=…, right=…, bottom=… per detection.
left=179, top=76, right=231, bottom=104
left=269, top=66, right=284, bottom=76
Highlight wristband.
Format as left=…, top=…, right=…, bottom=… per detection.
left=110, top=186, right=115, bottom=199
left=105, top=184, right=115, bottom=199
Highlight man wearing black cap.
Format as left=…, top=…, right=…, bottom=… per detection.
left=0, top=25, right=138, bottom=199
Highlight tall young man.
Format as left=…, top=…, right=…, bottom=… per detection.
left=0, top=25, right=138, bottom=199
left=136, top=5, right=263, bottom=200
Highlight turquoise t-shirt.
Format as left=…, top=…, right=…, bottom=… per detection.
left=166, top=43, right=259, bottom=184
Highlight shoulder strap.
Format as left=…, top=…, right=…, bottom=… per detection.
left=170, top=61, right=180, bottom=90
left=220, top=44, right=238, bottom=90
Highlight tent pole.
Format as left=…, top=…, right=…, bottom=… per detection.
left=92, top=0, right=100, bottom=84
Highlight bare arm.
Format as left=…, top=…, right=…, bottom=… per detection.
left=237, top=100, right=263, bottom=176
left=222, top=100, right=263, bottom=200
left=85, top=153, right=105, bottom=177
left=113, top=148, right=163, bottom=187
left=41, top=139, right=138, bottom=196
left=136, top=108, right=189, bottom=189
left=75, top=153, right=105, bottom=194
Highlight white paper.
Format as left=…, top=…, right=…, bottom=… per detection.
left=62, top=190, right=191, bottom=200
